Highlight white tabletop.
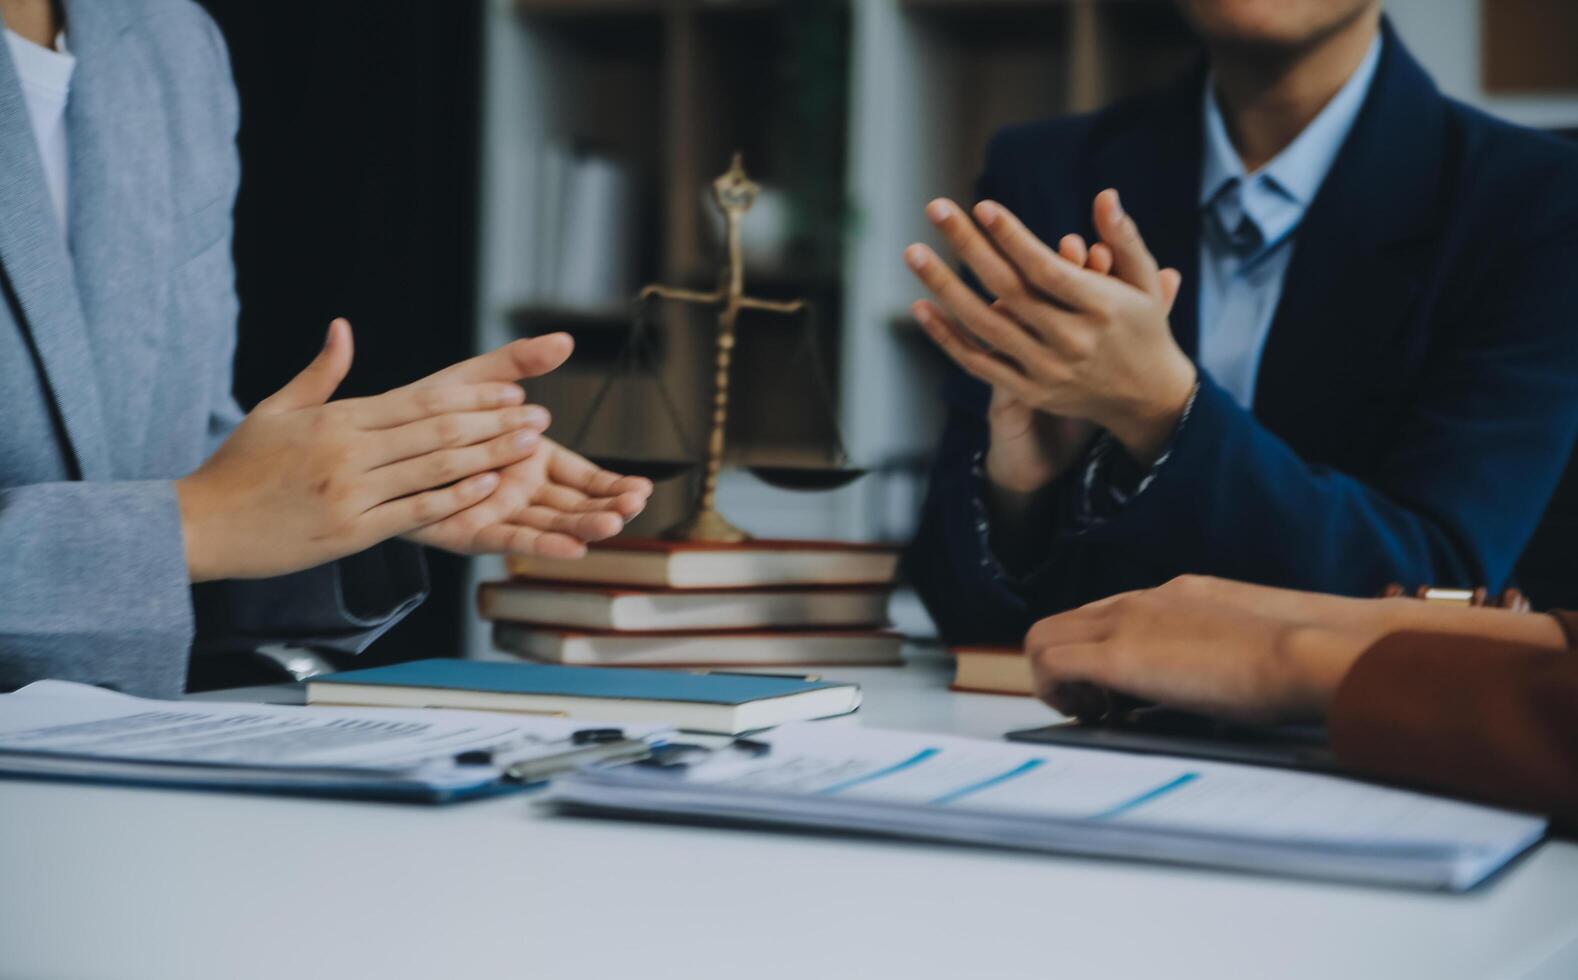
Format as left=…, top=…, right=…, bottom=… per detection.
left=3, top=647, right=1576, bottom=980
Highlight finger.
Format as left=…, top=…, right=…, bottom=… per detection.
left=1048, top=681, right=1116, bottom=722
left=259, top=318, right=354, bottom=413
left=924, top=198, right=1061, bottom=323
left=1028, top=642, right=1116, bottom=703
left=472, top=523, right=589, bottom=560
left=515, top=505, right=626, bottom=542
left=1091, top=189, right=1162, bottom=298
left=350, top=382, right=528, bottom=429
left=369, top=429, right=542, bottom=502
left=1159, top=267, right=1182, bottom=312
left=1057, top=234, right=1088, bottom=268
left=363, top=471, right=500, bottom=540
left=1024, top=607, right=1113, bottom=653
left=971, top=201, right=1125, bottom=314
left=414, top=333, right=575, bottom=388
left=903, top=242, right=1065, bottom=368
left=911, top=300, right=1051, bottom=406
left=362, top=405, right=550, bottom=468
left=546, top=447, right=655, bottom=503
left=534, top=483, right=635, bottom=516
left=1087, top=243, right=1114, bottom=277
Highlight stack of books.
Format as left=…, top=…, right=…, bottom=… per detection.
left=479, top=538, right=905, bottom=669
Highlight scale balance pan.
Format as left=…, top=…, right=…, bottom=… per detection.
left=587, top=456, right=867, bottom=491
left=586, top=457, right=698, bottom=483
left=746, top=466, right=867, bottom=491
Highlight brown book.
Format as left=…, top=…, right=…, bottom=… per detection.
left=493, top=622, right=905, bottom=669
left=478, top=580, right=892, bottom=633
left=950, top=645, right=1034, bottom=696
left=506, top=537, right=901, bottom=589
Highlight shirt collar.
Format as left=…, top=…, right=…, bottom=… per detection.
left=1199, top=32, right=1383, bottom=209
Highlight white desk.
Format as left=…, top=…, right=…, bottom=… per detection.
left=3, top=647, right=1576, bottom=980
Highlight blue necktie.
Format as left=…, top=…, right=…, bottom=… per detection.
left=1209, top=178, right=1265, bottom=258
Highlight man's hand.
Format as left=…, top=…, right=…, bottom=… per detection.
left=907, top=189, right=1193, bottom=467
left=400, top=332, right=653, bottom=559
left=177, top=319, right=554, bottom=582
left=963, top=230, right=1182, bottom=503
left=976, top=235, right=1110, bottom=499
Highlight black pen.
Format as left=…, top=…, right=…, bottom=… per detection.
left=690, top=670, right=823, bottom=682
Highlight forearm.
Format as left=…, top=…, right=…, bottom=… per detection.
left=1370, top=600, right=1568, bottom=650
left=1078, top=376, right=1483, bottom=594
left=908, top=460, right=1038, bottom=645
left=1212, top=583, right=1568, bottom=652
left=984, top=479, right=1060, bottom=577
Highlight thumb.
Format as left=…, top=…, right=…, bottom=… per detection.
left=1159, top=267, right=1183, bottom=313
left=1092, top=189, right=1162, bottom=299
left=259, top=318, right=354, bottom=412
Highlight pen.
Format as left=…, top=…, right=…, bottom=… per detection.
left=501, top=738, right=653, bottom=785
left=691, top=670, right=823, bottom=682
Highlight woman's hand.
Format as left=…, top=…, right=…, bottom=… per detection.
left=1024, top=576, right=1373, bottom=725
left=396, top=333, right=653, bottom=559
left=907, top=189, right=1192, bottom=467
left=403, top=438, right=651, bottom=559
left=176, top=319, right=558, bottom=582
left=1024, top=575, right=1569, bottom=725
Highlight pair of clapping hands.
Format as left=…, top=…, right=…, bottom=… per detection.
left=904, top=189, right=1194, bottom=502
left=176, top=319, right=652, bottom=582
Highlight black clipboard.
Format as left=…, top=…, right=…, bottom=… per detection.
left=1007, top=708, right=1338, bottom=773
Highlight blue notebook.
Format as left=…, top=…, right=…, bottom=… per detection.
left=307, top=659, right=862, bottom=734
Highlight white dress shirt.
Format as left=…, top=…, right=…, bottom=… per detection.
left=4, top=27, right=75, bottom=234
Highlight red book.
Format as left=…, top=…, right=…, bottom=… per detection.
left=950, top=646, right=1035, bottom=696
left=478, top=580, right=893, bottom=632
left=493, top=623, right=905, bottom=669
left=506, top=538, right=901, bottom=589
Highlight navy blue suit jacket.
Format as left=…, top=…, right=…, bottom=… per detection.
left=908, top=25, right=1578, bottom=644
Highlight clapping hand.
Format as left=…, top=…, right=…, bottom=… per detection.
left=906, top=190, right=1190, bottom=473
left=177, top=319, right=651, bottom=583
left=399, top=331, right=653, bottom=560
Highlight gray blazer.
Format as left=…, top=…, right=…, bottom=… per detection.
left=0, top=0, right=426, bottom=698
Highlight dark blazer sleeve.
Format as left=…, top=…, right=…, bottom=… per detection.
left=1066, top=179, right=1578, bottom=599
left=906, top=370, right=1044, bottom=644
left=1328, top=615, right=1578, bottom=827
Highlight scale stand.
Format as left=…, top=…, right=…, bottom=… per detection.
left=569, top=153, right=862, bottom=543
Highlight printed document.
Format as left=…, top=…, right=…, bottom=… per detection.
left=551, top=724, right=1548, bottom=890
left=0, top=680, right=664, bottom=799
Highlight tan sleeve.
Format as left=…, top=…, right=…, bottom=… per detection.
left=1328, top=621, right=1578, bottom=826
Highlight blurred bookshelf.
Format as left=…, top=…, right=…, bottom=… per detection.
left=472, top=0, right=1200, bottom=651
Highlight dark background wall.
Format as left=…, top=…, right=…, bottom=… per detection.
left=197, top=1, right=484, bottom=663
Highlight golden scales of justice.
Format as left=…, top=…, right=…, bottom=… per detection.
left=571, top=153, right=863, bottom=543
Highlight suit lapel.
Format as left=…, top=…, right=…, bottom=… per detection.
left=1085, top=69, right=1206, bottom=359
left=0, top=14, right=112, bottom=480
left=64, top=0, right=177, bottom=473
left=1252, top=24, right=1447, bottom=452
